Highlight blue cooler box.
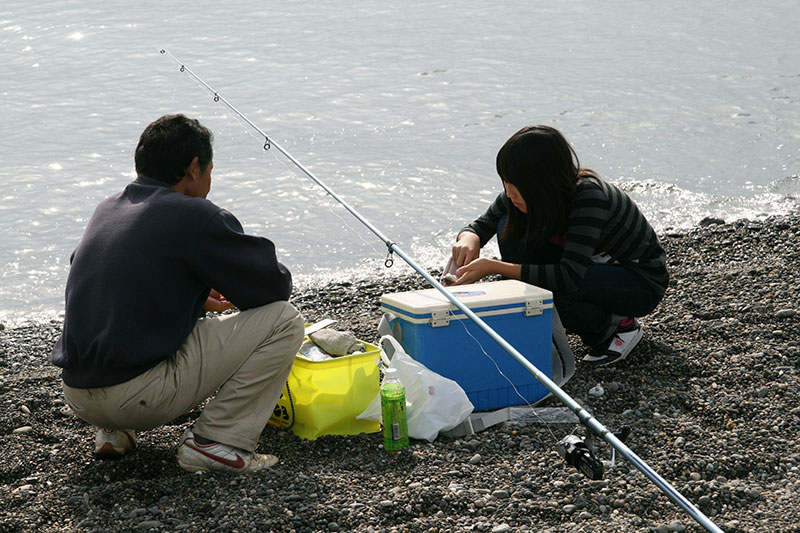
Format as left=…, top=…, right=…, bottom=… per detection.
left=380, top=279, right=553, bottom=411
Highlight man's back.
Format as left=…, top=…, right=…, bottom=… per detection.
left=52, top=175, right=292, bottom=388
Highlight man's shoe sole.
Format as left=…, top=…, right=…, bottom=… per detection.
left=94, top=429, right=136, bottom=459
left=95, top=442, right=126, bottom=459
left=176, top=458, right=211, bottom=473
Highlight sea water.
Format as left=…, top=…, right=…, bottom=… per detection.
left=1, top=1, right=798, bottom=324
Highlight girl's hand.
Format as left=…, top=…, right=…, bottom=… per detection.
left=452, top=258, right=522, bottom=286
left=452, top=257, right=495, bottom=285
left=451, top=232, right=481, bottom=267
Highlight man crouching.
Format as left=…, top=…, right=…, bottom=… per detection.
left=51, top=114, right=304, bottom=474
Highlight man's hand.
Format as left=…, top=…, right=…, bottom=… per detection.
left=452, top=232, right=481, bottom=267
left=204, top=289, right=235, bottom=313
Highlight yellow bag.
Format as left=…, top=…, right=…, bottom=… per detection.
left=269, top=338, right=381, bottom=440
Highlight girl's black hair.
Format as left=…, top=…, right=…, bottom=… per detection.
left=134, top=114, right=214, bottom=185
left=495, top=125, right=597, bottom=243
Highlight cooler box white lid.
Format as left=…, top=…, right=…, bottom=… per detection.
left=380, top=279, right=553, bottom=324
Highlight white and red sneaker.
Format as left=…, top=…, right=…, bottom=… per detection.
left=583, top=318, right=643, bottom=366
left=177, top=429, right=278, bottom=474
left=94, top=428, right=137, bottom=459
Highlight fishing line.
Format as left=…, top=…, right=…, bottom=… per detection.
left=160, top=49, right=722, bottom=533
left=317, top=202, right=387, bottom=262
left=451, top=311, right=561, bottom=444
left=261, top=136, right=387, bottom=262
left=450, top=310, right=619, bottom=469
left=195, top=78, right=388, bottom=263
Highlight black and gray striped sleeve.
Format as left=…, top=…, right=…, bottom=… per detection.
left=459, top=192, right=507, bottom=246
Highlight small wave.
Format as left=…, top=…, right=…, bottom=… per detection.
left=615, top=177, right=799, bottom=231
left=768, top=174, right=800, bottom=199
left=0, top=308, right=62, bottom=329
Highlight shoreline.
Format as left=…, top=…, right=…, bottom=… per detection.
left=2, top=209, right=798, bottom=332
left=2, top=213, right=800, bottom=532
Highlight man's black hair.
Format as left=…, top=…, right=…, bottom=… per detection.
left=134, top=114, right=214, bottom=185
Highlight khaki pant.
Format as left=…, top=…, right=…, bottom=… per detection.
left=63, top=301, right=304, bottom=451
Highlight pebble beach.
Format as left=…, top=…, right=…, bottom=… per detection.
left=2, top=214, right=799, bottom=533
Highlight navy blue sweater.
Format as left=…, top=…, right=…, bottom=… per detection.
left=51, top=175, right=293, bottom=388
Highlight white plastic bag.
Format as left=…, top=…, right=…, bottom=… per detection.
left=357, top=335, right=474, bottom=442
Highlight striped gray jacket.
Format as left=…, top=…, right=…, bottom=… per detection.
left=461, top=177, right=669, bottom=296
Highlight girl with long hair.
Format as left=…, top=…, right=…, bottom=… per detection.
left=450, top=126, right=668, bottom=365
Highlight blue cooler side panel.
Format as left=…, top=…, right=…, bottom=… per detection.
left=393, top=309, right=553, bottom=411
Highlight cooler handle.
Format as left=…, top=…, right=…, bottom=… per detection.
left=378, top=312, right=395, bottom=338
left=378, top=312, right=403, bottom=344
left=551, top=309, right=575, bottom=385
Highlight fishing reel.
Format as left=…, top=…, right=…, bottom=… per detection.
left=558, top=435, right=604, bottom=480
left=557, top=426, right=631, bottom=481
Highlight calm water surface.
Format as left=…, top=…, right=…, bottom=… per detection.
left=1, top=1, right=799, bottom=324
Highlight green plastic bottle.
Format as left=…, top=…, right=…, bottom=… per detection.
left=380, top=367, right=409, bottom=452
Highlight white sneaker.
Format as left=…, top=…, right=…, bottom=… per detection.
left=177, top=430, right=278, bottom=474
left=583, top=318, right=643, bottom=366
left=94, top=428, right=137, bottom=458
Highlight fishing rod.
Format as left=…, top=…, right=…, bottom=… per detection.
left=160, top=49, right=723, bottom=533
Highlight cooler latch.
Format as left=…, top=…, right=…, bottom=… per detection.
left=430, top=310, right=450, bottom=327
left=524, top=299, right=544, bottom=316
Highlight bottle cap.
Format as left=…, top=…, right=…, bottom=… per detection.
left=384, top=367, right=397, bottom=377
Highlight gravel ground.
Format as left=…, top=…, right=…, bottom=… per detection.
left=2, top=214, right=800, bottom=533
